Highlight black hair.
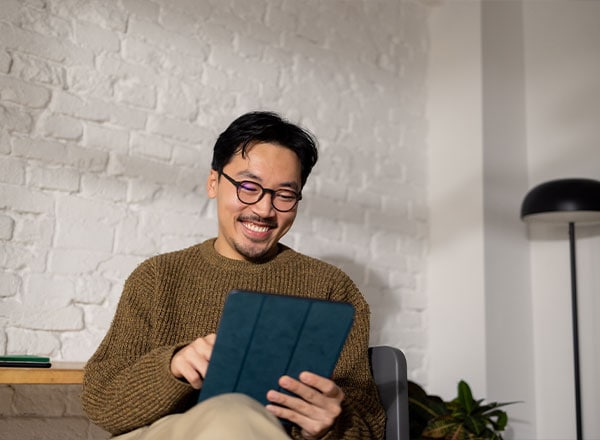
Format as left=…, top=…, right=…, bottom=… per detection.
left=211, top=111, right=318, bottom=188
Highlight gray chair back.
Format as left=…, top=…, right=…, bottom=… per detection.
left=369, top=346, right=410, bottom=440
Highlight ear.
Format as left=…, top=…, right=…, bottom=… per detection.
left=206, top=169, right=219, bottom=199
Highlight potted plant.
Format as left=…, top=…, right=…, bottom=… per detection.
left=408, top=379, right=517, bottom=440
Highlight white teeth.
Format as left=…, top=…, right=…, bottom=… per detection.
left=243, top=222, right=270, bottom=232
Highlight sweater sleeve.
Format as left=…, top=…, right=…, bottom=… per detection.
left=81, top=258, right=197, bottom=435
left=290, top=273, right=386, bottom=440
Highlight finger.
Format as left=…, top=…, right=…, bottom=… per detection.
left=299, top=371, right=343, bottom=399
left=265, top=401, right=333, bottom=439
left=170, top=334, right=216, bottom=386
left=179, top=363, right=204, bottom=389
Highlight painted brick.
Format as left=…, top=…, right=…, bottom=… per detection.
left=13, top=385, right=71, bottom=417
left=172, top=144, right=207, bottom=167
left=0, top=50, right=10, bottom=73
left=4, top=328, right=61, bottom=356
left=61, top=327, right=110, bottom=362
left=128, top=17, right=207, bottom=58
left=0, top=271, right=20, bottom=298
left=0, top=243, right=47, bottom=272
left=0, top=103, right=34, bottom=133
left=74, top=21, right=120, bottom=54
left=97, top=254, right=144, bottom=283
left=0, top=156, right=25, bottom=185
left=85, top=123, right=130, bottom=153
left=66, top=65, right=114, bottom=99
left=106, top=101, right=148, bottom=130
left=28, top=165, right=80, bottom=192
left=81, top=174, right=128, bottom=202
left=51, top=1, right=127, bottom=33
left=55, top=195, right=122, bottom=252
left=159, top=8, right=198, bottom=34
left=147, top=114, right=210, bottom=143
left=121, top=37, right=174, bottom=74
left=97, top=52, right=161, bottom=87
left=0, top=385, right=15, bottom=416
left=0, top=215, right=15, bottom=240
left=43, top=114, right=84, bottom=141
left=0, top=416, right=105, bottom=440
left=4, top=300, right=84, bottom=331
left=18, top=3, right=72, bottom=40
left=24, top=274, right=74, bottom=308
left=11, top=213, right=54, bottom=247
left=74, top=276, right=112, bottom=305
left=127, top=179, right=162, bottom=203
left=48, top=248, right=111, bottom=275
left=115, top=78, right=157, bottom=109
left=0, top=75, right=51, bottom=111
left=53, top=91, right=111, bottom=123
left=130, top=131, right=172, bottom=160
left=121, top=0, right=160, bottom=21
left=0, top=22, right=94, bottom=66
left=0, top=131, right=10, bottom=154
left=11, top=52, right=66, bottom=87
left=13, top=137, right=108, bottom=171
left=66, top=145, right=110, bottom=172
left=158, top=82, right=198, bottom=120
left=0, top=0, right=21, bottom=24
left=0, top=184, right=54, bottom=213
left=108, top=153, right=178, bottom=184
left=114, top=214, right=161, bottom=255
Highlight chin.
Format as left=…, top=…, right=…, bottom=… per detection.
left=235, top=242, right=276, bottom=261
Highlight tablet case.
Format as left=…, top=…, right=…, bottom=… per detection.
left=197, top=290, right=355, bottom=406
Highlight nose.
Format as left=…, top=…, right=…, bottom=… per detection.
left=251, top=191, right=276, bottom=217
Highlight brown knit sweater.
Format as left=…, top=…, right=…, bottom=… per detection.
left=81, top=239, right=385, bottom=439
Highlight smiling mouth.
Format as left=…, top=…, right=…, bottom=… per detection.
left=242, top=222, right=272, bottom=233
left=239, top=216, right=277, bottom=234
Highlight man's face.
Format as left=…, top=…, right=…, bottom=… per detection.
left=207, top=142, right=302, bottom=262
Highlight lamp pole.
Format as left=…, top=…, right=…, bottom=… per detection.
left=520, top=178, right=600, bottom=440
left=568, top=222, right=583, bottom=440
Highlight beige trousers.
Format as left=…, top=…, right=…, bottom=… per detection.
left=113, top=393, right=291, bottom=440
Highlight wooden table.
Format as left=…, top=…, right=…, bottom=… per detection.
left=0, top=362, right=85, bottom=384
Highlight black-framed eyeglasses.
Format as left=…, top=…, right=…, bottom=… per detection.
left=220, top=172, right=302, bottom=212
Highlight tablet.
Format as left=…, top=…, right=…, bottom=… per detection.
left=197, top=290, right=355, bottom=405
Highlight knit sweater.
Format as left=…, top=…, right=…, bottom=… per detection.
left=81, top=239, right=386, bottom=439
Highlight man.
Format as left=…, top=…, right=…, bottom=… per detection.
left=82, top=111, right=386, bottom=439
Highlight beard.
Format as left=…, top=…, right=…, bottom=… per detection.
left=232, top=239, right=279, bottom=262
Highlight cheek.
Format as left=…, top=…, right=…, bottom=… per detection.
left=279, top=212, right=297, bottom=229
left=218, top=197, right=242, bottom=219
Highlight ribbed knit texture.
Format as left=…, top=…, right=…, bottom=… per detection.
left=81, top=239, right=386, bottom=439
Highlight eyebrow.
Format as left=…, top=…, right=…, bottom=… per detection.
left=236, top=170, right=300, bottom=191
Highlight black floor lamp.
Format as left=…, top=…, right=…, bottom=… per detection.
left=520, top=178, right=600, bottom=440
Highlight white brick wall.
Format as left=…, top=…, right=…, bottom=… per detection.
left=0, top=0, right=429, bottom=438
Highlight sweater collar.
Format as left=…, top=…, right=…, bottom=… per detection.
left=199, top=238, right=295, bottom=272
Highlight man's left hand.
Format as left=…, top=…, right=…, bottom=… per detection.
left=265, top=372, right=344, bottom=439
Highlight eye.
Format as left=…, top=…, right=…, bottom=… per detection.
left=275, top=190, right=298, bottom=201
left=239, top=181, right=261, bottom=194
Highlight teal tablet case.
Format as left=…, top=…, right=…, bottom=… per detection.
left=197, top=290, right=355, bottom=406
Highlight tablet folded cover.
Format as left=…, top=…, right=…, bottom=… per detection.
left=197, top=290, right=355, bottom=406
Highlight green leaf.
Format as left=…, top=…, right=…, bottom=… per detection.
left=487, top=410, right=508, bottom=431
left=410, top=379, right=518, bottom=440
left=457, top=380, right=475, bottom=414
left=423, top=416, right=455, bottom=438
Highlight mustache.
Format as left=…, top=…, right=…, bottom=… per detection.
left=238, top=215, right=278, bottom=228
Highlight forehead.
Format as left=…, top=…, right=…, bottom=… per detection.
left=230, top=142, right=301, bottom=180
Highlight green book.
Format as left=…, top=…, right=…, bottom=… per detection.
left=0, top=355, right=51, bottom=368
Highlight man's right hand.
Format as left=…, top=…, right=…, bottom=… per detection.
left=170, top=333, right=216, bottom=389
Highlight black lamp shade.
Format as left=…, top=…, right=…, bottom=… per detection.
left=521, top=178, right=600, bottom=223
